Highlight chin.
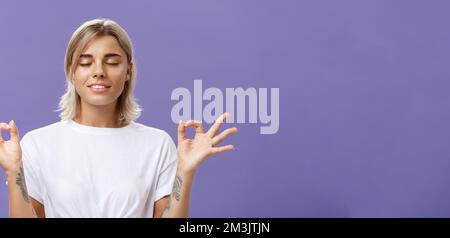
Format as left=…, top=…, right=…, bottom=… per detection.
left=84, top=97, right=118, bottom=107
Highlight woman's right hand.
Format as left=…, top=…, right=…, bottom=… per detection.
left=0, top=120, right=22, bottom=175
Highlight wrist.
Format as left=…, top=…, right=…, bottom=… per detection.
left=5, top=162, right=22, bottom=180
left=176, top=165, right=196, bottom=178
left=6, top=171, right=18, bottom=185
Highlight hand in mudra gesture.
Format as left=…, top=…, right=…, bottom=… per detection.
left=0, top=121, right=22, bottom=175
left=177, top=113, right=238, bottom=174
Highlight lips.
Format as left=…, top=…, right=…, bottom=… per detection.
left=87, top=84, right=112, bottom=92
left=87, top=84, right=112, bottom=89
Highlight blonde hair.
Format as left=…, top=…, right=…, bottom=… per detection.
left=57, top=18, right=142, bottom=123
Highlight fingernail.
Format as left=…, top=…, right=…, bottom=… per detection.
left=223, top=113, right=228, bottom=121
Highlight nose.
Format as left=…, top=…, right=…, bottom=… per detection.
left=93, top=71, right=105, bottom=79
left=93, top=63, right=105, bottom=78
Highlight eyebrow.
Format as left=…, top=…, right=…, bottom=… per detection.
left=79, top=53, right=122, bottom=58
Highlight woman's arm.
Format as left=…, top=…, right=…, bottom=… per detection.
left=154, top=170, right=194, bottom=218
left=0, top=121, right=38, bottom=218
left=156, top=113, right=237, bottom=218
left=6, top=165, right=39, bottom=218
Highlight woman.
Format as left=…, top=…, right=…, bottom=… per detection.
left=0, top=18, right=237, bottom=218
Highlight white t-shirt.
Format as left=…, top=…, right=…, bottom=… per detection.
left=20, top=120, right=178, bottom=218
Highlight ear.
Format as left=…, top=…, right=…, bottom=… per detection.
left=68, top=64, right=75, bottom=83
left=126, top=63, right=133, bottom=81
left=68, top=63, right=72, bottom=75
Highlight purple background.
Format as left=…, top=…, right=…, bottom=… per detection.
left=1, top=0, right=450, bottom=217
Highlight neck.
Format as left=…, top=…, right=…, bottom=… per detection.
left=74, top=99, right=126, bottom=128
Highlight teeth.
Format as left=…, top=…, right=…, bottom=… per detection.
left=91, top=85, right=107, bottom=89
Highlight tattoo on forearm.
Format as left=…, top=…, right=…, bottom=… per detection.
left=15, top=166, right=30, bottom=203
left=172, top=176, right=183, bottom=201
left=160, top=201, right=171, bottom=218
left=160, top=176, right=183, bottom=217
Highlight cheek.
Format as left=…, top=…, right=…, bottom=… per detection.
left=109, top=66, right=127, bottom=77
left=107, top=67, right=128, bottom=84
left=72, top=70, right=90, bottom=96
left=73, top=68, right=89, bottom=84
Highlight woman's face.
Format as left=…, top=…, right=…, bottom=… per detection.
left=73, top=35, right=131, bottom=108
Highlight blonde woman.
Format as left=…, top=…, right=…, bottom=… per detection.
left=0, top=19, right=237, bottom=218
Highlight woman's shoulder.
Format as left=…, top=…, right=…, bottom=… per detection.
left=19, top=121, right=67, bottom=148
left=22, top=121, right=66, bottom=139
left=131, top=122, right=174, bottom=142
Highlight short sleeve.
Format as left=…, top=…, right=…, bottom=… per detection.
left=20, top=133, right=44, bottom=204
left=154, top=134, right=178, bottom=202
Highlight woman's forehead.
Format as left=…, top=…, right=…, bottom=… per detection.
left=81, top=35, right=125, bottom=56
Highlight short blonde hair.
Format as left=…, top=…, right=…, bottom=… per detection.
left=57, top=18, right=142, bottom=123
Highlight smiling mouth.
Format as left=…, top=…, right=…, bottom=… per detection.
left=88, top=85, right=112, bottom=89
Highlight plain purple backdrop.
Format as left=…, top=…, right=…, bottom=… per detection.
left=1, top=0, right=450, bottom=217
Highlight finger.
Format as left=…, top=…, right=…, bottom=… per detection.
left=211, top=145, right=235, bottom=155
left=177, top=120, right=186, bottom=144
left=207, top=112, right=229, bottom=137
left=185, top=120, right=204, bottom=134
left=9, top=120, right=20, bottom=143
left=212, top=127, right=238, bottom=146
left=0, top=122, right=11, bottom=142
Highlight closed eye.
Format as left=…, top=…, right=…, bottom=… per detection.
left=79, top=63, right=119, bottom=67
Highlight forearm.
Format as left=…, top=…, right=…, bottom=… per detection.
left=160, top=168, right=195, bottom=218
left=6, top=164, right=37, bottom=218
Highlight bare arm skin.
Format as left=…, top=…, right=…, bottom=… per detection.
left=1, top=121, right=39, bottom=218
left=155, top=113, right=237, bottom=218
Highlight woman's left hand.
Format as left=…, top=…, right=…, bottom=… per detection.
left=177, top=112, right=238, bottom=174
